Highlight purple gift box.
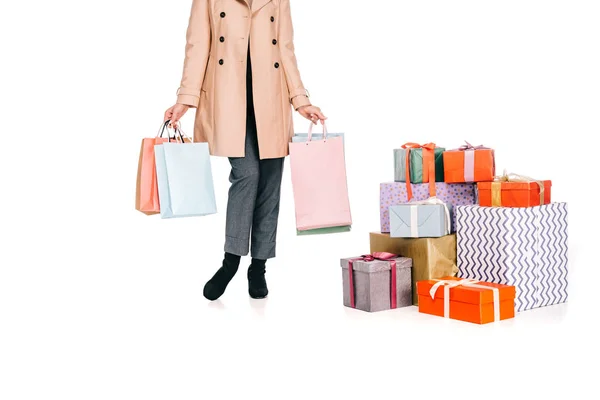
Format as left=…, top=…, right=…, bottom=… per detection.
left=380, top=182, right=477, bottom=233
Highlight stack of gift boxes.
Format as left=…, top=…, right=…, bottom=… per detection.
left=340, top=142, right=568, bottom=324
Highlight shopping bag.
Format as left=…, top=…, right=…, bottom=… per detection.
left=296, top=225, right=352, bottom=236
left=289, top=122, right=352, bottom=232
left=135, top=121, right=178, bottom=215
left=292, top=131, right=344, bottom=145
left=154, top=129, right=217, bottom=218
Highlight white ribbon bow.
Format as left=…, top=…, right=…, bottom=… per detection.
left=407, top=197, right=451, bottom=237
left=430, top=278, right=500, bottom=322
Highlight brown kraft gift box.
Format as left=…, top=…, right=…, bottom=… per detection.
left=369, top=233, right=458, bottom=305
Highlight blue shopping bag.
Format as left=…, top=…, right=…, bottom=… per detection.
left=154, top=138, right=217, bottom=219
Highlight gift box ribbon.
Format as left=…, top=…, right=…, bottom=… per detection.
left=449, top=141, right=494, bottom=182
left=491, top=169, right=544, bottom=207
left=407, top=197, right=451, bottom=237
left=454, top=141, right=490, bottom=152
left=348, top=252, right=398, bottom=309
left=401, top=142, right=437, bottom=200
left=430, top=278, right=500, bottom=322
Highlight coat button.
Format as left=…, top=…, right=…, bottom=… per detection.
left=274, top=62, right=280, bottom=68
left=219, top=59, right=224, bottom=65
left=220, top=12, right=226, bottom=18
left=272, top=39, right=277, bottom=45
left=270, top=16, right=275, bottom=22
left=219, top=36, right=225, bottom=42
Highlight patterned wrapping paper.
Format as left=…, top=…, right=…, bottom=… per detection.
left=380, top=182, right=477, bottom=233
left=456, top=203, right=568, bottom=312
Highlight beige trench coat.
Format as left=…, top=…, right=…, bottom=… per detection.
left=176, top=0, right=311, bottom=159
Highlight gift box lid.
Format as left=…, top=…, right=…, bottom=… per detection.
left=416, top=276, right=515, bottom=305
left=340, top=256, right=412, bottom=273
left=478, top=180, right=551, bottom=191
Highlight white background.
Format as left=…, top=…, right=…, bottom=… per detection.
left=1, top=0, right=599, bottom=399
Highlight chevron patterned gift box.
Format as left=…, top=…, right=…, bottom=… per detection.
left=456, top=203, right=568, bottom=312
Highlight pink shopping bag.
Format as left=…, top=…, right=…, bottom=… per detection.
left=135, top=121, right=181, bottom=215
left=289, top=122, right=352, bottom=231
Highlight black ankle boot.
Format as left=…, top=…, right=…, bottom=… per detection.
left=203, top=253, right=241, bottom=301
left=248, top=258, right=268, bottom=299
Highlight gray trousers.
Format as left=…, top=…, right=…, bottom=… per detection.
left=224, top=50, right=284, bottom=259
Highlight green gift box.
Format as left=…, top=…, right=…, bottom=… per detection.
left=394, top=147, right=445, bottom=183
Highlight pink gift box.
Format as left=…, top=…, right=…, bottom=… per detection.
left=380, top=182, right=476, bottom=233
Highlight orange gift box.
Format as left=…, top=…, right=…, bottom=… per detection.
left=417, top=276, right=516, bottom=324
left=478, top=180, right=552, bottom=207
left=443, top=147, right=495, bottom=183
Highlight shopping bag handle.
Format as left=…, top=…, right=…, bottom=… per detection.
left=307, top=121, right=328, bottom=141
left=175, top=126, right=193, bottom=143
left=157, top=120, right=184, bottom=142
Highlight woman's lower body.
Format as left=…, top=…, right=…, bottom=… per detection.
left=203, top=49, right=285, bottom=301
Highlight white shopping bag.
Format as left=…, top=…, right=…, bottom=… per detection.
left=154, top=129, right=217, bottom=218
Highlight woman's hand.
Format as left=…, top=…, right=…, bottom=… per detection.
left=298, top=105, right=327, bottom=125
left=164, top=104, right=190, bottom=128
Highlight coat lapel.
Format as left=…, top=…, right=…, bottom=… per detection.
left=251, top=0, right=272, bottom=13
